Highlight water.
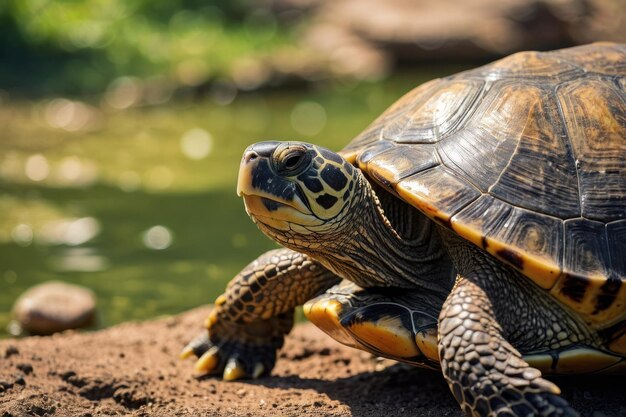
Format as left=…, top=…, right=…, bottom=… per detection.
left=0, top=67, right=469, bottom=335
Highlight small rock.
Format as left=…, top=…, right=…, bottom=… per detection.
left=0, top=380, right=14, bottom=392
left=4, top=346, right=19, bottom=358
left=16, top=364, right=33, bottom=375
left=12, top=281, right=97, bottom=335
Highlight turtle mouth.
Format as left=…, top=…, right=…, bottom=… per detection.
left=239, top=191, right=311, bottom=213
left=239, top=193, right=320, bottom=231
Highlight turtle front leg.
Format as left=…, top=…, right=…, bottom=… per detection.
left=438, top=275, right=579, bottom=417
left=181, top=248, right=340, bottom=380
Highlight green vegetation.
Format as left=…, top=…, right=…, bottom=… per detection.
left=0, top=0, right=295, bottom=96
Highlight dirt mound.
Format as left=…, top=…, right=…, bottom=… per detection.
left=1, top=307, right=624, bottom=416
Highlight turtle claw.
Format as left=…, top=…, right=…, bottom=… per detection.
left=183, top=308, right=294, bottom=381
left=223, top=358, right=246, bottom=381
left=179, top=345, right=195, bottom=360
left=182, top=328, right=278, bottom=381
left=252, top=363, right=265, bottom=379
left=193, top=346, right=220, bottom=376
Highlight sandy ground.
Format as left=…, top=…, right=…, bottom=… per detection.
left=1, top=307, right=625, bottom=417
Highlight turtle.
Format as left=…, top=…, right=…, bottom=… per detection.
left=181, top=42, right=626, bottom=417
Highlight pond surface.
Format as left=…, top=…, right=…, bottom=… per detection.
left=0, top=66, right=469, bottom=335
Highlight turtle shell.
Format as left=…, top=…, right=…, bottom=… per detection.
left=340, top=42, right=626, bottom=337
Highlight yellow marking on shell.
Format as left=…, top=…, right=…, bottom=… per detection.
left=550, top=273, right=626, bottom=326
left=609, top=331, right=626, bottom=355
left=348, top=316, right=420, bottom=358
left=396, top=179, right=458, bottom=225
left=415, top=328, right=439, bottom=361
left=367, top=154, right=417, bottom=187
left=523, top=354, right=555, bottom=374
left=553, top=348, right=622, bottom=374
left=303, top=298, right=356, bottom=348
left=451, top=222, right=561, bottom=290
left=521, top=350, right=625, bottom=377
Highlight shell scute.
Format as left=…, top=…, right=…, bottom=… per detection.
left=438, top=125, right=514, bottom=192
left=557, top=77, right=626, bottom=222
left=452, top=196, right=563, bottom=289
left=470, top=50, right=582, bottom=80
left=550, top=348, right=621, bottom=374
left=363, top=144, right=439, bottom=188
left=396, top=166, right=481, bottom=226
left=383, top=79, right=484, bottom=144
left=553, top=42, right=626, bottom=75
left=607, top=220, right=626, bottom=280
left=343, top=78, right=443, bottom=153
left=352, top=140, right=395, bottom=165
left=484, top=84, right=579, bottom=218
left=550, top=220, right=626, bottom=325
left=564, top=219, right=610, bottom=278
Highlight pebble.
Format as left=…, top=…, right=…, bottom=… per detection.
left=16, top=363, right=33, bottom=375
left=12, top=281, right=97, bottom=335
left=5, top=346, right=19, bottom=358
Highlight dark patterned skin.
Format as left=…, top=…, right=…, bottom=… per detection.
left=183, top=43, right=626, bottom=417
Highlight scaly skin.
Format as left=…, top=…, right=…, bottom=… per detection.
left=440, top=276, right=578, bottom=417
left=182, top=248, right=339, bottom=379
left=438, top=229, right=591, bottom=417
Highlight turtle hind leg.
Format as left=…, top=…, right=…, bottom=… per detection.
left=439, top=275, right=579, bottom=417
left=305, top=281, right=442, bottom=368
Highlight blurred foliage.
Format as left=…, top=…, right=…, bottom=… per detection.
left=0, top=0, right=293, bottom=96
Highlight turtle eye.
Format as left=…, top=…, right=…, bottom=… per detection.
left=276, top=148, right=310, bottom=175
left=284, top=152, right=303, bottom=169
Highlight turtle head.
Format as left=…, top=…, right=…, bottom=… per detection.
left=237, top=141, right=358, bottom=237
left=237, top=141, right=453, bottom=291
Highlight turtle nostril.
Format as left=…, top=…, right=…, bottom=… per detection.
left=244, top=151, right=259, bottom=164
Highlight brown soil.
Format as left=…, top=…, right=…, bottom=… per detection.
left=1, top=307, right=625, bottom=417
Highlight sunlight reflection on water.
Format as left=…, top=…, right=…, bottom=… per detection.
left=143, top=225, right=173, bottom=250
left=181, top=128, right=213, bottom=160
left=49, top=248, right=110, bottom=272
